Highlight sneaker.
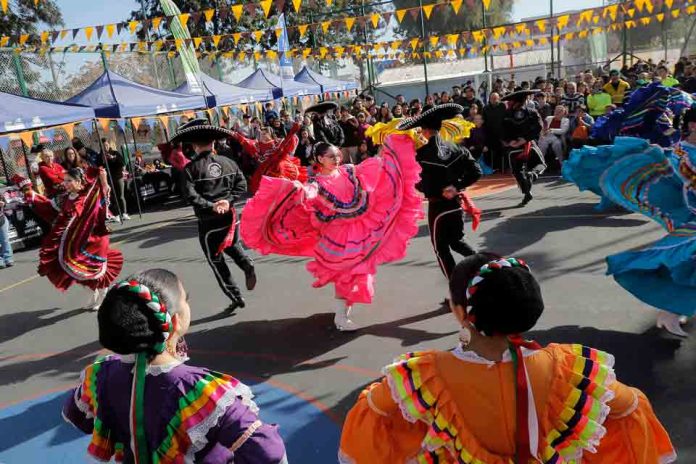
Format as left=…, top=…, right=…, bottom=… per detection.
left=106, top=215, right=120, bottom=223
left=5, top=262, right=13, bottom=268
left=121, top=214, right=131, bottom=221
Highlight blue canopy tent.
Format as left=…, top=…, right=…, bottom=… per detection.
left=174, top=73, right=273, bottom=107
left=0, top=91, right=95, bottom=134
left=293, top=66, right=358, bottom=94
left=66, top=70, right=208, bottom=217
left=65, top=70, right=207, bottom=118
left=235, top=69, right=321, bottom=98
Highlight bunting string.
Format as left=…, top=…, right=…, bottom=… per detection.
left=1, top=0, right=692, bottom=50
left=5, top=1, right=694, bottom=63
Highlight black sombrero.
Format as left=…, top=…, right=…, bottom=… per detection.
left=501, top=90, right=541, bottom=103
left=396, top=103, right=464, bottom=131
left=304, top=101, right=339, bottom=114
left=170, top=118, right=235, bottom=143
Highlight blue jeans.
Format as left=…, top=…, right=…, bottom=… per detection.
left=0, top=219, right=13, bottom=266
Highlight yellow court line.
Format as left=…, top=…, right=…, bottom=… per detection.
left=0, top=275, right=40, bottom=294
left=0, top=216, right=188, bottom=295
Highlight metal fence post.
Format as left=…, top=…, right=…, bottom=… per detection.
left=549, top=0, right=555, bottom=78
left=481, top=0, right=489, bottom=73
left=418, top=0, right=430, bottom=97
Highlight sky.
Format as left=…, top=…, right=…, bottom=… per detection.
left=48, top=0, right=609, bottom=31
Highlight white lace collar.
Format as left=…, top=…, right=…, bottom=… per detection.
left=119, top=354, right=187, bottom=376
left=450, top=344, right=537, bottom=366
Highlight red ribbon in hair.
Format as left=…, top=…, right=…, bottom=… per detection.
left=508, top=335, right=542, bottom=463
left=216, top=208, right=238, bottom=256
left=458, top=191, right=482, bottom=231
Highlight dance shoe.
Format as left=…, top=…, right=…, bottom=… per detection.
left=334, top=305, right=359, bottom=332
left=656, top=310, right=689, bottom=337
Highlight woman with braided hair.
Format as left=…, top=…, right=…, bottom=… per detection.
left=63, top=269, right=287, bottom=463
left=339, top=253, right=674, bottom=463
left=16, top=166, right=122, bottom=310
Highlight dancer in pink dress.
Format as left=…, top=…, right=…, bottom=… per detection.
left=241, top=134, right=423, bottom=331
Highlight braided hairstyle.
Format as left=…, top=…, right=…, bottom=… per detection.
left=98, top=269, right=182, bottom=356
left=449, top=253, right=544, bottom=335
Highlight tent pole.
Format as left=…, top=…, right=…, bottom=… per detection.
left=93, top=120, right=123, bottom=222
left=127, top=119, right=144, bottom=219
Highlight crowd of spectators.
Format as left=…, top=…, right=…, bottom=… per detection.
left=224, top=56, right=694, bottom=176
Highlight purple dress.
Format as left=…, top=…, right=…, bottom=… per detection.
left=62, top=355, right=287, bottom=463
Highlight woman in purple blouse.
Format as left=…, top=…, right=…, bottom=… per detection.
left=62, top=268, right=287, bottom=463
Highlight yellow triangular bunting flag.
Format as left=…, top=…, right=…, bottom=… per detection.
left=482, top=0, right=492, bottom=9
left=322, top=21, right=331, bottom=33
left=409, top=38, right=419, bottom=50
left=260, top=0, right=272, bottom=18
left=298, top=24, right=308, bottom=37
left=193, top=37, right=202, bottom=48
left=177, top=13, right=190, bottom=27
left=370, top=13, right=380, bottom=28
left=84, top=26, right=95, bottom=41
left=292, top=0, right=302, bottom=12
left=204, top=9, right=215, bottom=22
left=0, top=0, right=7, bottom=13
left=451, top=0, right=462, bottom=15
left=63, top=124, right=75, bottom=140
left=422, top=4, right=434, bottom=19
left=212, top=35, right=221, bottom=47
left=253, top=31, right=264, bottom=42
left=233, top=33, right=242, bottom=45
left=395, top=9, right=407, bottom=23
left=345, top=17, right=355, bottom=32
left=231, top=5, right=244, bottom=21
left=106, top=24, right=115, bottom=38
left=129, top=20, right=139, bottom=34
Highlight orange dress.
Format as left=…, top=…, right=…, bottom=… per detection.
left=339, top=344, right=675, bottom=464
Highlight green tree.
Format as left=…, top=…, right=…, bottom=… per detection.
left=0, top=0, right=63, bottom=99
left=130, top=0, right=380, bottom=72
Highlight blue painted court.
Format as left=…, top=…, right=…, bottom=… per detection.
left=0, top=380, right=340, bottom=463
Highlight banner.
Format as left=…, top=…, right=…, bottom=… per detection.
left=159, top=0, right=203, bottom=94
left=277, top=13, right=294, bottom=80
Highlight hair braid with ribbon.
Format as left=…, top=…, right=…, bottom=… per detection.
left=464, top=257, right=530, bottom=318
left=464, top=257, right=542, bottom=463
left=116, top=279, right=174, bottom=464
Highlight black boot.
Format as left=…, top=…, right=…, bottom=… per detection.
left=244, top=266, right=257, bottom=291
left=517, top=192, right=533, bottom=207
left=226, top=293, right=246, bottom=312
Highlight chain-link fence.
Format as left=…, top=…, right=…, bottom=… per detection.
left=0, top=1, right=694, bottom=186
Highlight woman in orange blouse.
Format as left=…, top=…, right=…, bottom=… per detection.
left=340, top=253, right=675, bottom=464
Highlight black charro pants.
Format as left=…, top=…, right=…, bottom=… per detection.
left=427, top=198, right=476, bottom=279
left=197, top=213, right=253, bottom=302
left=508, top=142, right=546, bottom=196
